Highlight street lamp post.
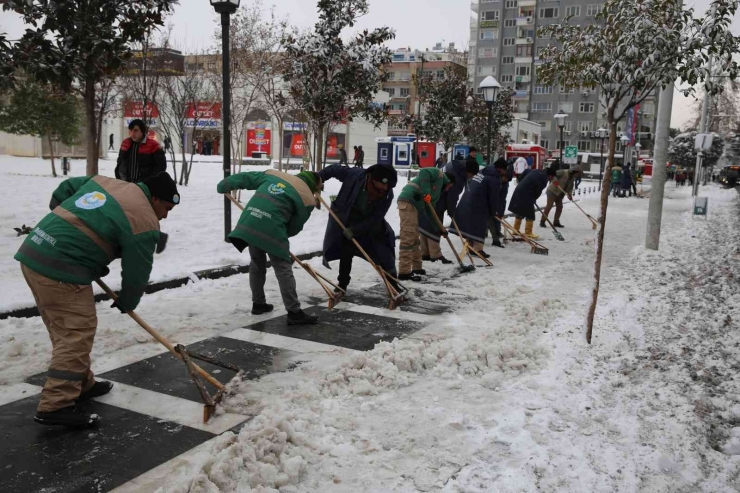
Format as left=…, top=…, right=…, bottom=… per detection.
left=479, top=76, right=501, bottom=165
left=554, top=110, right=568, bottom=166
left=620, top=135, right=630, bottom=166
left=595, top=127, right=607, bottom=190
left=211, top=0, right=240, bottom=241
left=634, top=142, right=642, bottom=163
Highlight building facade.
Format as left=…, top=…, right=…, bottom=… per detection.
left=468, top=0, right=657, bottom=161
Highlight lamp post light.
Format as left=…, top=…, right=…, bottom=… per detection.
left=595, top=127, right=608, bottom=190
left=479, top=76, right=501, bottom=165
left=620, top=134, right=630, bottom=166
left=211, top=0, right=240, bottom=241
left=554, top=109, right=568, bottom=165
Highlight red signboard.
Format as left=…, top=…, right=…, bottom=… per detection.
left=124, top=101, right=159, bottom=119
left=186, top=102, right=221, bottom=120
left=290, top=133, right=307, bottom=157
left=246, top=122, right=271, bottom=157
left=326, top=134, right=338, bottom=159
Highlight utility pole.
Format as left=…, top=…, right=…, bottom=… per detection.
left=693, top=56, right=712, bottom=197
left=645, top=84, right=674, bottom=250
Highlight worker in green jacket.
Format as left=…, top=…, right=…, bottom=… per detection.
left=218, top=170, right=322, bottom=326
left=396, top=168, right=454, bottom=281
left=15, top=172, right=180, bottom=428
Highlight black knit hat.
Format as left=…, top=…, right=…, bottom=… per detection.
left=493, top=158, right=508, bottom=169
left=368, top=164, right=396, bottom=185
left=445, top=171, right=456, bottom=184
left=143, top=172, right=180, bottom=205
left=465, top=160, right=479, bottom=175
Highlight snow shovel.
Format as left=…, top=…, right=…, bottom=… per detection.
left=317, top=195, right=407, bottom=310
left=535, top=204, right=565, bottom=241
left=95, top=279, right=240, bottom=423
left=427, top=203, right=475, bottom=273
left=496, top=216, right=549, bottom=256
left=557, top=185, right=597, bottom=230
left=450, top=216, right=493, bottom=267
left=225, top=193, right=344, bottom=310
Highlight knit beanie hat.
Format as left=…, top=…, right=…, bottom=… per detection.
left=368, top=164, right=396, bottom=185
left=493, top=158, right=508, bottom=169
left=142, top=172, right=180, bottom=205
left=444, top=171, right=456, bottom=185
left=465, top=160, right=479, bottom=175
left=297, top=171, right=320, bottom=193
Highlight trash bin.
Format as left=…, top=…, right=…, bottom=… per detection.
left=251, top=152, right=264, bottom=159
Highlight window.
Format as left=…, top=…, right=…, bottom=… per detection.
left=532, top=102, right=552, bottom=113
left=515, top=65, right=531, bottom=76
left=516, top=45, right=533, bottom=57
left=534, top=85, right=553, bottom=94
left=586, top=4, right=602, bottom=16
left=580, top=102, right=595, bottom=113
left=540, top=139, right=550, bottom=149
left=385, top=87, right=396, bottom=97
left=436, top=70, right=445, bottom=79
left=536, top=121, right=552, bottom=131
left=480, top=30, right=499, bottom=40
left=483, top=10, right=500, bottom=20
left=501, top=74, right=514, bottom=83
left=503, top=37, right=516, bottom=46
left=504, top=19, right=517, bottom=27
left=559, top=86, right=575, bottom=94
left=565, top=6, right=580, bottom=17
left=515, top=102, right=529, bottom=112
left=505, top=0, right=518, bottom=8
left=398, top=71, right=410, bottom=81
left=577, top=141, right=591, bottom=151
left=539, top=7, right=559, bottom=18
left=502, top=56, right=514, bottom=64
left=479, top=47, right=498, bottom=58
left=642, top=102, right=655, bottom=114
left=564, top=121, right=572, bottom=132
left=556, top=140, right=571, bottom=149
left=579, top=121, right=593, bottom=133
left=400, top=87, right=410, bottom=97
left=478, top=66, right=496, bottom=76
left=558, top=102, right=573, bottom=113
left=390, top=103, right=407, bottom=111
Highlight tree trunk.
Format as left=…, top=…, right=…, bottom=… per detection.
left=84, top=78, right=98, bottom=176
left=315, top=124, right=325, bottom=171
left=47, top=133, right=57, bottom=177
left=277, top=117, right=284, bottom=172
left=180, top=134, right=188, bottom=185
left=586, top=109, right=618, bottom=344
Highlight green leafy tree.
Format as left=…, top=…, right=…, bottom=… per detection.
left=282, top=0, right=394, bottom=170
left=668, top=131, right=724, bottom=168
left=0, top=79, right=81, bottom=177
left=537, top=0, right=739, bottom=343
left=2, top=0, right=176, bottom=176
left=459, top=88, right=515, bottom=162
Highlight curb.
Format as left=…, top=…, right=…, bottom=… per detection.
left=0, top=250, right=327, bottom=321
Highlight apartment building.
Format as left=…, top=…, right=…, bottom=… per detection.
left=384, top=44, right=468, bottom=137
left=468, top=0, right=657, bottom=158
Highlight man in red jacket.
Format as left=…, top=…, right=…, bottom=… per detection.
left=115, top=119, right=167, bottom=183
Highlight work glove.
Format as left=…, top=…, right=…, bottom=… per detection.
left=343, top=228, right=354, bottom=240
left=110, top=302, right=127, bottom=314
left=567, top=195, right=573, bottom=201
left=423, top=194, right=432, bottom=204
left=156, top=232, right=169, bottom=254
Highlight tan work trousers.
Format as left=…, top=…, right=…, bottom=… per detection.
left=420, top=236, right=442, bottom=259
left=21, top=264, right=97, bottom=412
left=541, top=193, right=564, bottom=223
left=398, top=202, right=422, bottom=275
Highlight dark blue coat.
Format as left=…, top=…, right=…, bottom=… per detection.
left=443, top=160, right=469, bottom=218
left=318, top=165, right=397, bottom=273
left=450, top=166, right=502, bottom=244
left=621, top=165, right=632, bottom=190
left=508, top=169, right=549, bottom=220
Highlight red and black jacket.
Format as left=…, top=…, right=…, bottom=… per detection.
left=115, top=137, right=167, bottom=183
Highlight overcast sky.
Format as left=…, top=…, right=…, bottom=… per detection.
left=1, top=0, right=737, bottom=130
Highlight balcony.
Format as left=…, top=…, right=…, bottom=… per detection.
left=471, top=0, right=479, bottom=12
left=514, top=112, right=529, bottom=119
left=480, top=20, right=499, bottom=28
left=515, top=56, right=532, bottom=64
left=518, top=0, right=536, bottom=6
left=515, top=75, right=531, bottom=83
left=516, top=16, right=534, bottom=26
left=513, top=89, right=530, bottom=99
left=515, top=36, right=534, bottom=45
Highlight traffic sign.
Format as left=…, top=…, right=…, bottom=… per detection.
left=563, top=145, right=578, bottom=164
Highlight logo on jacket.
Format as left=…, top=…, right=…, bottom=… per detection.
left=268, top=183, right=286, bottom=196
left=75, top=192, right=107, bottom=210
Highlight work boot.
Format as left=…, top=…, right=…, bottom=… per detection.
left=251, top=303, right=274, bottom=315
left=421, top=255, right=431, bottom=261
left=77, top=381, right=113, bottom=402
left=398, top=272, right=422, bottom=282
left=412, top=269, right=426, bottom=276
left=477, top=250, right=491, bottom=259
left=513, top=217, right=523, bottom=233
left=34, top=406, right=100, bottom=428
left=553, top=221, right=565, bottom=228
left=435, top=256, right=453, bottom=264
left=540, top=221, right=547, bottom=228
left=492, top=239, right=505, bottom=248
left=287, top=309, right=319, bottom=326
left=525, top=220, right=541, bottom=240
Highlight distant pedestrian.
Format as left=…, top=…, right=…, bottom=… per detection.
left=108, top=133, right=115, bottom=151
left=115, top=119, right=167, bottom=183
left=356, top=146, right=365, bottom=168
left=514, top=157, right=528, bottom=181
left=352, top=146, right=359, bottom=166
left=630, top=165, right=638, bottom=196
left=436, top=153, right=446, bottom=168
left=611, top=164, right=623, bottom=197
left=338, top=144, right=348, bottom=166
left=620, top=163, right=632, bottom=197
left=164, top=136, right=172, bottom=153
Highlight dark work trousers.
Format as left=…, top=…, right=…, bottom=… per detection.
left=338, top=237, right=359, bottom=288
